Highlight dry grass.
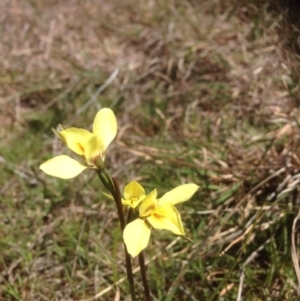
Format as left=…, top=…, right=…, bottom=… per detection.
left=1, top=0, right=300, bottom=300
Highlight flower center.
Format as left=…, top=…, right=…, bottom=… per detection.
left=140, top=204, right=157, bottom=218
left=130, top=197, right=138, bottom=204
left=152, top=208, right=164, bottom=219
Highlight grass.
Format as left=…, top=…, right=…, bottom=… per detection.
left=1, top=0, right=300, bottom=300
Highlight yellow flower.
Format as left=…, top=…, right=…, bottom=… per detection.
left=103, top=181, right=146, bottom=206
left=40, top=108, right=117, bottom=179
left=123, top=183, right=199, bottom=257
left=122, top=181, right=146, bottom=209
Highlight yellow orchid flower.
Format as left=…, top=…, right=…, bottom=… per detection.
left=103, top=181, right=146, bottom=206
left=122, top=181, right=146, bottom=209
left=40, top=108, right=117, bottom=179
left=123, top=183, right=199, bottom=257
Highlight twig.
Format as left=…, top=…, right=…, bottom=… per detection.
left=236, top=239, right=271, bottom=301
left=77, top=68, right=119, bottom=114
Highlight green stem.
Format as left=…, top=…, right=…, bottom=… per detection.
left=111, top=177, right=136, bottom=301
left=111, top=177, right=125, bottom=229
left=138, top=251, right=151, bottom=301
left=97, top=169, right=114, bottom=193
left=96, top=170, right=136, bottom=300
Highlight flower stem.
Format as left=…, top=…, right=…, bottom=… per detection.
left=111, top=177, right=136, bottom=301
left=126, top=209, right=151, bottom=300
left=138, top=251, right=151, bottom=301
left=126, top=207, right=133, bottom=224
left=111, top=177, right=125, bottom=229
left=96, top=171, right=136, bottom=300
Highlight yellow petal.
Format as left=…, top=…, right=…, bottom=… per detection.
left=59, top=128, right=94, bottom=155
left=147, top=203, right=185, bottom=235
left=93, top=108, right=117, bottom=150
left=159, top=183, right=199, bottom=206
left=123, top=219, right=151, bottom=257
left=139, top=189, right=158, bottom=217
left=124, top=181, right=145, bottom=199
left=122, top=181, right=146, bottom=208
left=84, top=134, right=104, bottom=163
left=40, top=155, right=87, bottom=179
